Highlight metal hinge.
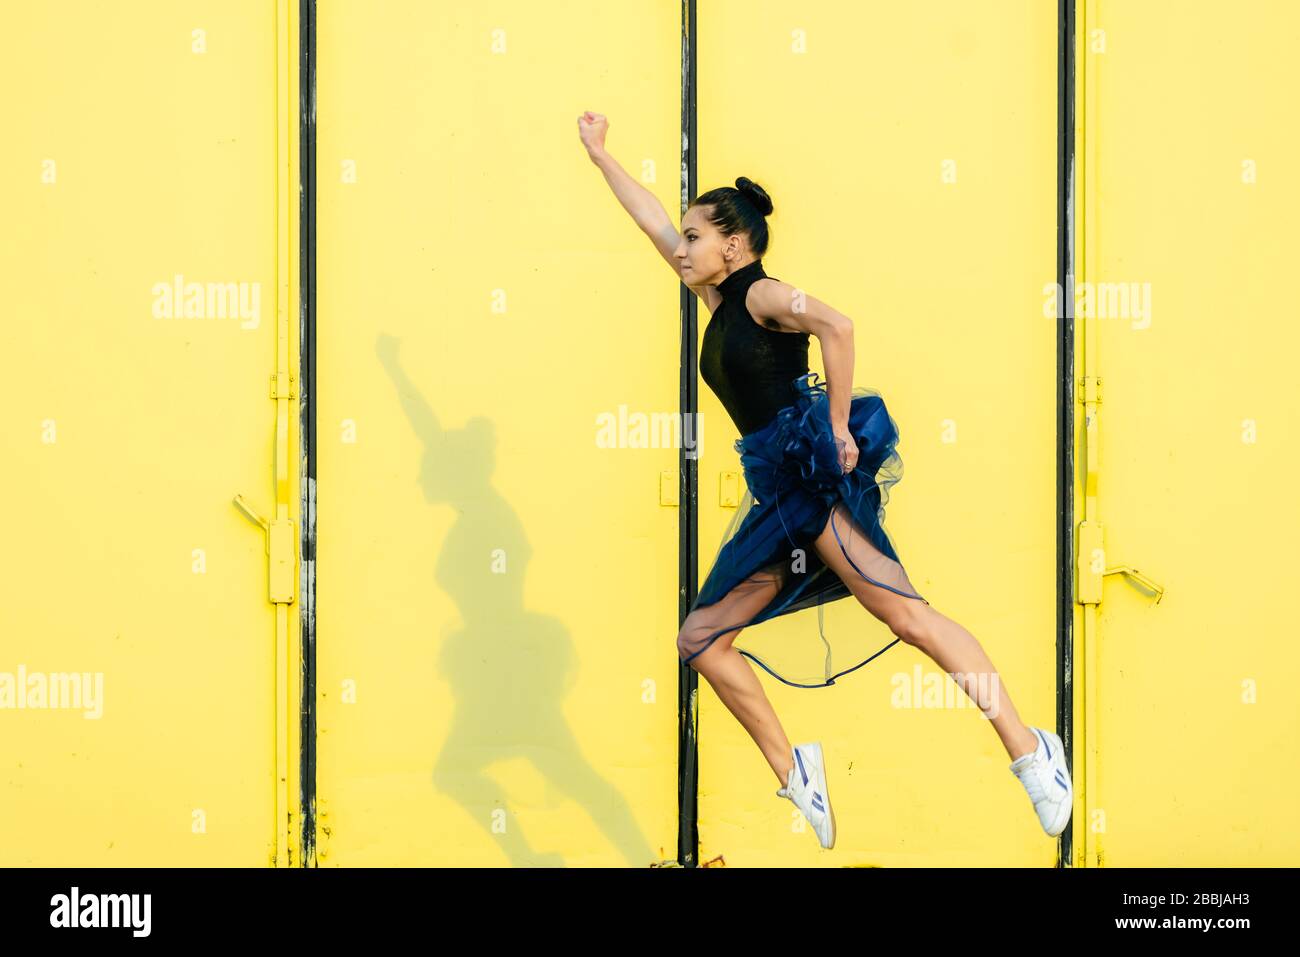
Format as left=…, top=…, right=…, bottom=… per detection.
left=1077, top=376, right=1102, bottom=404
left=270, top=372, right=297, bottom=399
left=316, top=796, right=331, bottom=863
left=660, top=469, right=742, bottom=507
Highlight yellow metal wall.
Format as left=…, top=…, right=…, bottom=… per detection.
left=5, top=0, right=1295, bottom=868
left=313, top=0, right=680, bottom=866
left=696, top=0, right=1060, bottom=866
left=1075, top=0, right=1300, bottom=866
left=0, top=1, right=302, bottom=865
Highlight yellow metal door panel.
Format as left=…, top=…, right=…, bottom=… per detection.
left=314, top=0, right=679, bottom=866
left=696, top=0, right=1061, bottom=866
left=1075, top=0, right=1300, bottom=866
left=0, top=1, right=301, bottom=865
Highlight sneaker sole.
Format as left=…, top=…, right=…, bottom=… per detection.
left=806, top=742, right=835, bottom=849
left=1042, top=730, right=1072, bottom=837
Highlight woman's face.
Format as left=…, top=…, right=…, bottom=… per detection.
left=675, top=205, right=745, bottom=286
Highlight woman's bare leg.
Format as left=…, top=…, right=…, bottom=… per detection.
left=679, top=567, right=796, bottom=787
left=811, top=504, right=1040, bottom=762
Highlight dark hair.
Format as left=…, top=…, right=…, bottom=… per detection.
left=690, top=176, right=773, bottom=257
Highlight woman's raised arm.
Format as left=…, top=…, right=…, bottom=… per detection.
left=579, top=111, right=714, bottom=307
left=578, top=111, right=664, bottom=230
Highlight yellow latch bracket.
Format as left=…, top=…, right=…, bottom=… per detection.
left=659, top=469, right=679, bottom=507
left=1102, top=564, right=1164, bottom=605
left=233, top=494, right=269, bottom=534
left=719, top=470, right=740, bottom=507
left=232, top=493, right=298, bottom=604
left=1076, top=520, right=1164, bottom=606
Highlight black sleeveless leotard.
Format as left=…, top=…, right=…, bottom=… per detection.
left=699, top=258, right=811, bottom=436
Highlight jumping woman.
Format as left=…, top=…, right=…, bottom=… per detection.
left=578, top=110, right=1072, bottom=850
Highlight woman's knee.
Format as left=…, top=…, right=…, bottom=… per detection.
left=881, top=597, right=932, bottom=647
left=675, top=622, right=698, bottom=663
left=676, top=612, right=734, bottom=665
left=676, top=613, right=712, bottom=663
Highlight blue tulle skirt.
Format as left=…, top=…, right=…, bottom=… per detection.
left=683, top=372, right=928, bottom=688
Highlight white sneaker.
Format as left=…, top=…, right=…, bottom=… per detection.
left=1010, top=727, right=1072, bottom=837
left=775, top=742, right=836, bottom=849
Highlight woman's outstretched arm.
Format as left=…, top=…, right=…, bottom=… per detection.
left=578, top=111, right=718, bottom=311
left=578, top=111, right=669, bottom=233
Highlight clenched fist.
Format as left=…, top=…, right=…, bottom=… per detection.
left=577, top=111, right=608, bottom=156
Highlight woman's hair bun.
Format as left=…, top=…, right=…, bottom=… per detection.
left=734, top=176, right=773, bottom=217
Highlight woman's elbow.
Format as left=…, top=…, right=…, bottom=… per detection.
left=823, top=315, right=854, bottom=339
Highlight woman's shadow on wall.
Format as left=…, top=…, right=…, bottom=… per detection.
left=376, top=334, right=654, bottom=867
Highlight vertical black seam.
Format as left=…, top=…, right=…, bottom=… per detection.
left=677, top=0, right=700, bottom=869
left=1057, top=0, right=1076, bottom=869
left=298, top=0, right=318, bottom=868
